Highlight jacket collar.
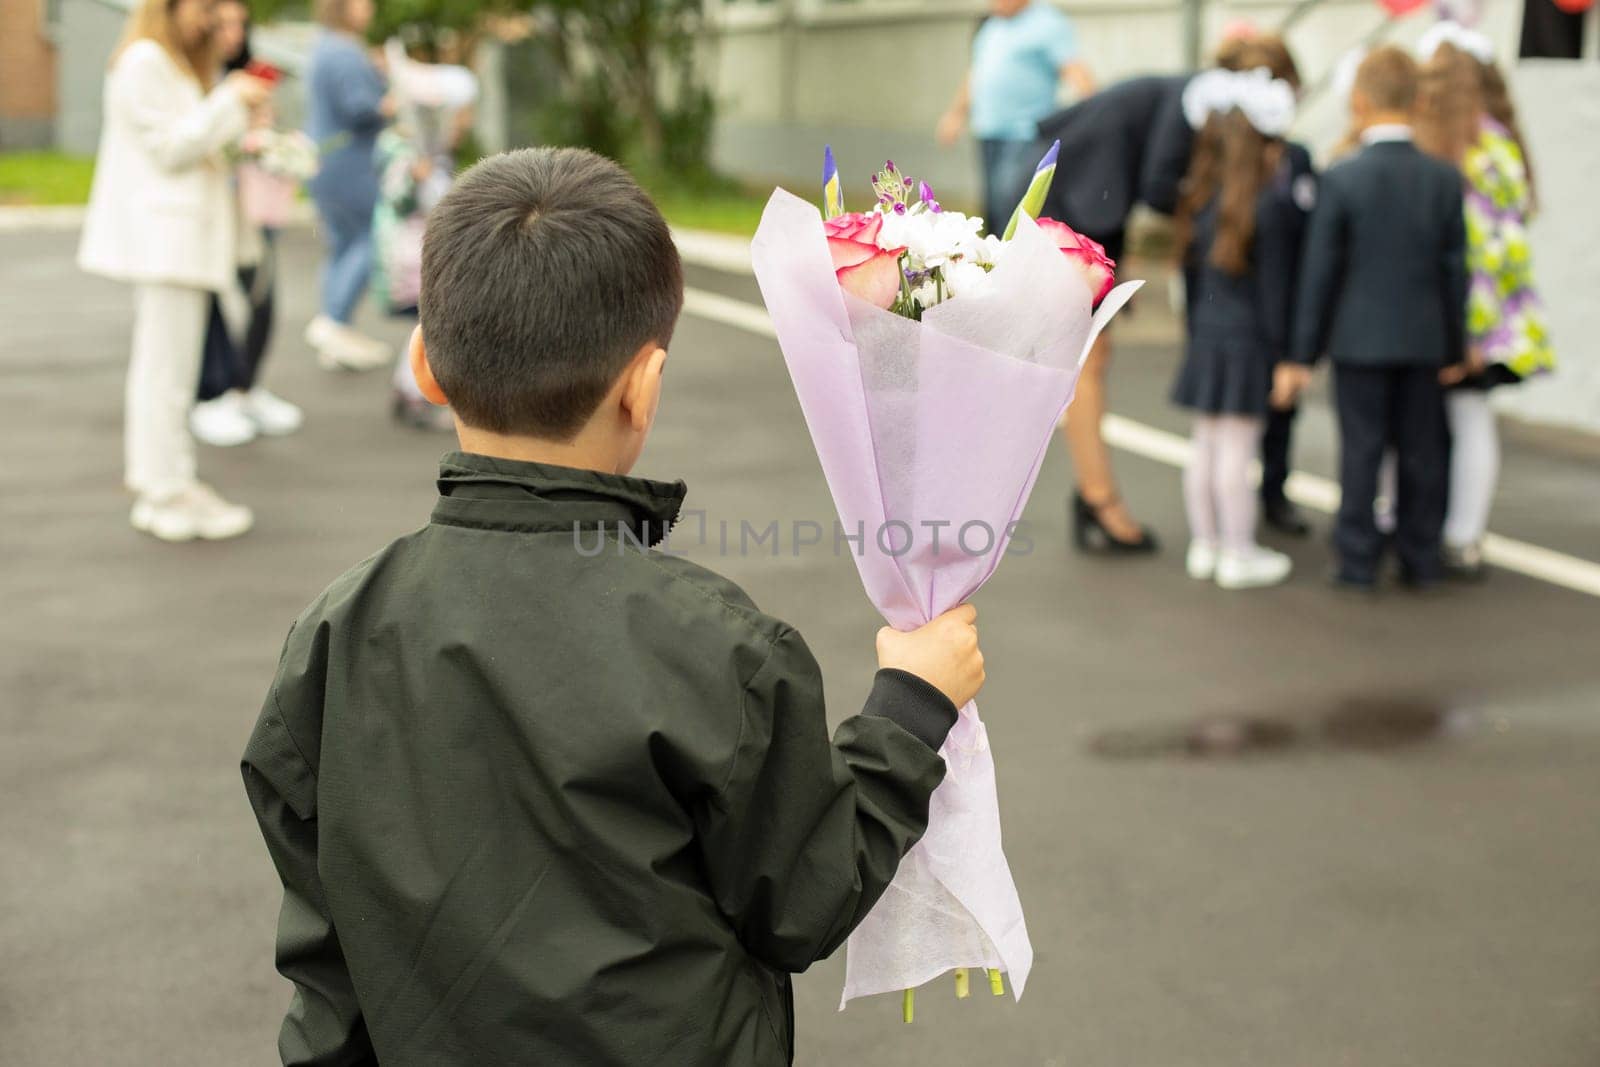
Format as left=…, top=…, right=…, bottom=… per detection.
left=1362, top=124, right=1415, bottom=146
left=431, top=452, right=686, bottom=548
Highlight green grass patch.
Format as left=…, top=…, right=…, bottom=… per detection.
left=0, top=152, right=96, bottom=206
left=0, top=149, right=775, bottom=237
left=639, top=174, right=770, bottom=237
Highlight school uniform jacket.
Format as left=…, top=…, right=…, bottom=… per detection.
left=1291, top=139, right=1468, bottom=368
left=1183, top=179, right=1305, bottom=378
left=1036, top=73, right=1190, bottom=239
left=241, top=453, right=958, bottom=1067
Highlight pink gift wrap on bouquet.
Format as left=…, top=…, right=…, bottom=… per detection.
left=238, top=163, right=297, bottom=228
left=750, top=188, right=1140, bottom=1007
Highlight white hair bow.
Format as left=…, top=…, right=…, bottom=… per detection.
left=1181, top=67, right=1298, bottom=138
left=1417, top=20, right=1495, bottom=64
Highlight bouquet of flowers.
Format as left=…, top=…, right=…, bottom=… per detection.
left=750, top=142, right=1139, bottom=1017
left=233, top=129, right=319, bottom=227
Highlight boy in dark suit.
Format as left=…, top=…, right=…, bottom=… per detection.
left=1277, top=47, right=1468, bottom=590
left=241, top=148, right=986, bottom=1066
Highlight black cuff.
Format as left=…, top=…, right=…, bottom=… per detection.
left=864, top=669, right=959, bottom=751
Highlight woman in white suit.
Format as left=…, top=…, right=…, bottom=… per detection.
left=78, top=0, right=271, bottom=542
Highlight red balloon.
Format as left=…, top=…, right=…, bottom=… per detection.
left=1378, top=0, right=1431, bottom=13
left=1551, top=0, right=1594, bottom=13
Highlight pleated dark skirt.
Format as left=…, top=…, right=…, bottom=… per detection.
left=1170, top=336, right=1271, bottom=416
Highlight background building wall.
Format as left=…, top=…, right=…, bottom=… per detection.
left=0, top=0, right=60, bottom=148
left=54, top=0, right=127, bottom=155
left=702, top=0, right=1405, bottom=205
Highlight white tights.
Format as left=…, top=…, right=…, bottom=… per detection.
left=1374, top=390, right=1499, bottom=547
left=1444, top=389, right=1500, bottom=547
left=1184, top=415, right=1264, bottom=554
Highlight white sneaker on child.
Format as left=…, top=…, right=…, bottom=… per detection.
left=1185, top=540, right=1218, bottom=580
left=1215, top=547, right=1293, bottom=590
left=243, top=388, right=305, bottom=436
left=130, top=483, right=253, bottom=542
left=190, top=393, right=258, bottom=447
left=305, top=314, right=391, bottom=372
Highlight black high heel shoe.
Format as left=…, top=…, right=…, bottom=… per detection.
left=1071, top=491, right=1160, bottom=554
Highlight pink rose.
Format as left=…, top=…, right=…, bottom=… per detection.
left=823, top=211, right=884, bottom=244
left=827, top=233, right=905, bottom=310
left=1036, top=217, right=1117, bottom=307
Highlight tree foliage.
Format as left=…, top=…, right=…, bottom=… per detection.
left=508, top=0, right=714, bottom=178
left=252, top=0, right=716, bottom=175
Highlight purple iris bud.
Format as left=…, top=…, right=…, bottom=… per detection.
left=893, top=202, right=907, bottom=214
left=929, top=200, right=943, bottom=213
left=884, top=160, right=896, bottom=174
left=919, top=180, right=936, bottom=203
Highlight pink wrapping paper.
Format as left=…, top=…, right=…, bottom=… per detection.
left=750, top=188, right=1141, bottom=1006
left=238, top=163, right=297, bottom=228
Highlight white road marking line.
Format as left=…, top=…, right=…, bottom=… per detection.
left=684, top=286, right=1600, bottom=600
left=683, top=287, right=777, bottom=339
left=673, top=228, right=755, bottom=276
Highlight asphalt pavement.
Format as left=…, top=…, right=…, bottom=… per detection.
left=3, top=224, right=1599, bottom=1066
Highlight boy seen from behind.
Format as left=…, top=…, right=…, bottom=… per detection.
left=242, top=148, right=984, bottom=1066
left=1277, top=46, right=1467, bottom=590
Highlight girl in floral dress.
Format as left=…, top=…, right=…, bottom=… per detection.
left=1417, top=35, right=1556, bottom=578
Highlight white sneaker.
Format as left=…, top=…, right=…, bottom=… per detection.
left=130, top=483, right=253, bottom=543
left=190, top=394, right=258, bottom=447
left=306, top=314, right=390, bottom=372
left=243, top=387, right=304, bottom=436
left=1185, top=540, right=1218, bottom=580
left=1215, top=546, right=1293, bottom=590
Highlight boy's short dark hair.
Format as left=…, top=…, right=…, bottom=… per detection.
left=1354, top=46, right=1419, bottom=113
left=420, top=148, right=684, bottom=440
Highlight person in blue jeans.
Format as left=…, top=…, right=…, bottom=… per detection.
left=304, top=0, right=394, bottom=371
left=938, top=0, right=1094, bottom=231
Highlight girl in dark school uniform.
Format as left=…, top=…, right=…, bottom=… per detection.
left=1169, top=69, right=1305, bottom=589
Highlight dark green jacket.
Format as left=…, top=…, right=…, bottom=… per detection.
left=242, top=453, right=957, bottom=1066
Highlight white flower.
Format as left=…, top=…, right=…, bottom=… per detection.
left=972, top=233, right=1005, bottom=267
left=240, top=129, right=320, bottom=180
left=877, top=208, right=987, bottom=273
left=942, top=260, right=992, bottom=299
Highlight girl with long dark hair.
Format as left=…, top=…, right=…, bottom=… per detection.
left=1169, top=72, right=1305, bottom=589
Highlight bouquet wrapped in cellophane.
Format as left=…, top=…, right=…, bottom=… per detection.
left=233, top=128, right=319, bottom=227
left=750, top=144, right=1141, bottom=1018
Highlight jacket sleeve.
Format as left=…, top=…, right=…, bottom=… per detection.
left=1440, top=170, right=1469, bottom=365
left=1254, top=187, right=1302, bottom=359
left=242, top=626, right=378, bottom=1067
left=1290, top=176, right=1347, bottom=365
left=693, top=628, right=957, bottom=973
left=1138, top=79, right=1194, bottom=216
left=115, top=45, right=249, bottom=174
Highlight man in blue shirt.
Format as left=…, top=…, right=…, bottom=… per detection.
left=938, top=0, right=1095, bottom=229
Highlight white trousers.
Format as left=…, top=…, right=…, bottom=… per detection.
left=1444, top=389, right=1500, bottom=548
left=126, top=283, right=209, bottom=499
